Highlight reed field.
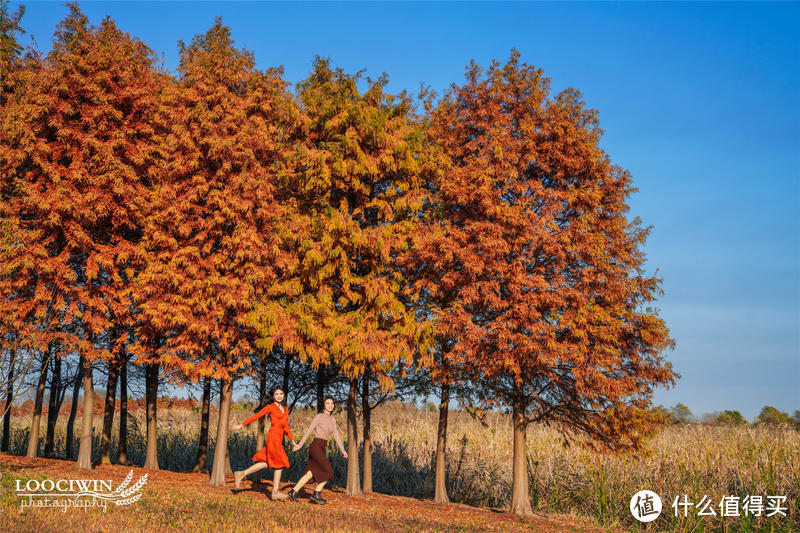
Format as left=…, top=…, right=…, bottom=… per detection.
left=1, top=401, right=797, bottom=532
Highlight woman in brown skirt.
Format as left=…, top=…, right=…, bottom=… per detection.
left=285, top=396, right=347, bottom=504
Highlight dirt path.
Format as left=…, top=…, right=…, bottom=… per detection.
left=0, top=453, right=625, bottom=532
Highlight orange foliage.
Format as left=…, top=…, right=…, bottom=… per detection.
left=412, top=51, right=678, bottom=452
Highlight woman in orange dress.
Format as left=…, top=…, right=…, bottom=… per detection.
left=231, top=387, right=297, bottom=500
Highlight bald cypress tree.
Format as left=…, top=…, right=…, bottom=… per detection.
left=0, top=3, right=163, bottom=469
left=251, top=58, right=430, bottom=496
left=134, top=18, right=294, bottom=486
left=414, top=51, right=678, bottom=515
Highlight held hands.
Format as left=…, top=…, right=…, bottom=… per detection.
left=292, top=443, right=301, bottom=452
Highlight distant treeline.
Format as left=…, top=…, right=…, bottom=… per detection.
left=652, top=403, right=800, bottom=428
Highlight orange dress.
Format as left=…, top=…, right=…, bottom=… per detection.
left=241, top=402, right=294, bottom=468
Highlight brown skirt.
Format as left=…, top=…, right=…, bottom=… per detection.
left=304, top=438, right=334, bottom=483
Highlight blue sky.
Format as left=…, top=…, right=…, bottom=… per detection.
left=10, top=1, right=799, bottom=420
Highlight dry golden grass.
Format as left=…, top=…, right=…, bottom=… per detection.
left=4, top=401, right=797, bottom=532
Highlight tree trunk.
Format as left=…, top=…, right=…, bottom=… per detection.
left=316, top=365, right=326, bottom=413
left=144, top=362, right=160, bottom=470
left=510, top=382, right=533, bottom=516
left=434, top=381, right=450, bottom=504
left=209, top=378, right=233, bottom=487
left=26, top=349, right=50, bottom=458
left=65, top=361, right=83, bottom=460
left=361, top=367, right=372, bottom=494
left=117, top=355, right=129, bottom=465
left=2, top=348, right=15, bottom=452
left=43, top=351, right=62, bottom=457
left=99, top=358, right=119, bottom=464
left=193, top=376, right=211, bottom=473
left=75, top=355, right=94, bottom=469
left=345, top=377, right=362, bottom=497
left=218, top=378, right=233, bottom=476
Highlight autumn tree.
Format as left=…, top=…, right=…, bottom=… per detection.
left=134, top=18, right=294, bottom=486
left=414, top=51, right=677, bottom=515
left=0, top=4, right=164, bottom=469
left=252, top=58, right=428, bottom=496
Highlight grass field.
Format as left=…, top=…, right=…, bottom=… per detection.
left=1, top=402, right=797, bottom=532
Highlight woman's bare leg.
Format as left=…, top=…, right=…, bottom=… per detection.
left=292, top=471, right=314, bottom=493
left=271, top=468, right=287, bottom=499
left=234, top=462, right=268, bottom=488
left=242, top=462, right=269, bottom=476
left=314, top=480, right=327, bottom=492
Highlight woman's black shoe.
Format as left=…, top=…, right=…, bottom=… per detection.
left=310, top=491, right=327, bottom=505
left=287, top=489, right=297, bottom=502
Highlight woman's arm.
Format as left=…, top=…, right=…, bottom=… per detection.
left=233, top=403, right=271, bottom=430
left=332, top=419, right=347, bottom=457
left=294, top=414, right=320, bottom=450
left=285, top=422, right=295, bottom=443
left=284, top=408, right=296, bottom=443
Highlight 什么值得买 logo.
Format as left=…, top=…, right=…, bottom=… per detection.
left=15, top=469, right=147, bottom=513
left=630, top=489, right=663, bottom=522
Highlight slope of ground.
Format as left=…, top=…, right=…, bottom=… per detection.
left=0, top=453, right=625, bottom=533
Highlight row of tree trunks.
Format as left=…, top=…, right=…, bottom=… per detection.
left=65, top=352, right=130, bottom=465
left=10, top=349, right=453, bottom=507
left=357, top=369, right=452, bottom=503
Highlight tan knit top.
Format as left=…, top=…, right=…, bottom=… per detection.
left=296, top=412, right=346, bottom=454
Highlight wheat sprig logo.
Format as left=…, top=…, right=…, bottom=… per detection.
left=113, top=472, right=148, bottom=505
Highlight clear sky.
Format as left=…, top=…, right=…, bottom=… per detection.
left=9, top=1, right=799, bottom=421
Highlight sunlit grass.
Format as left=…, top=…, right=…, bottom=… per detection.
left=5, top=402, right=798, bottom=532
